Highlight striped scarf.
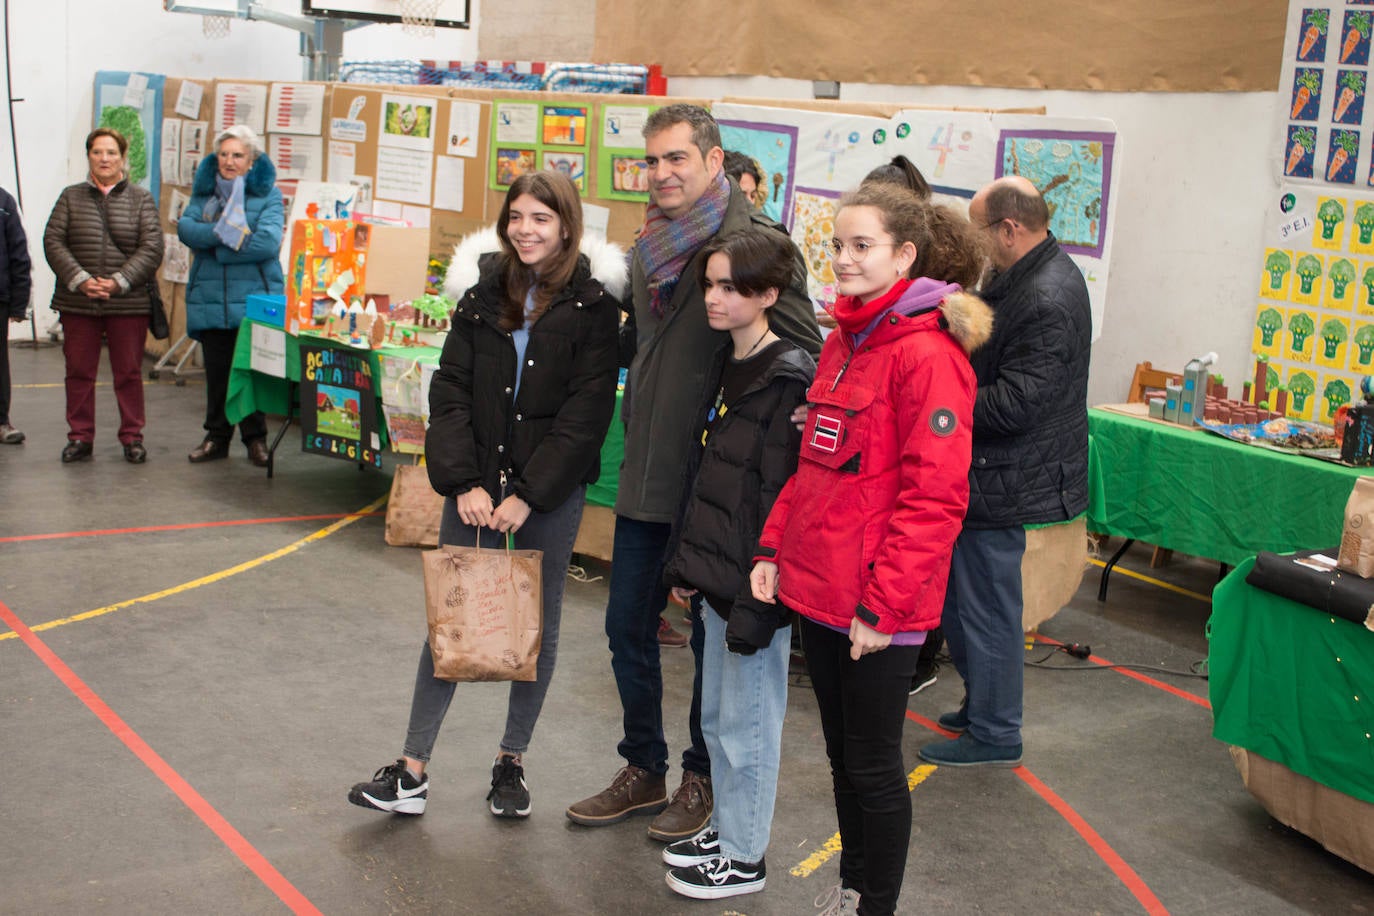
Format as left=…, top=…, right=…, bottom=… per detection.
left=635, top=170, right=729, bottom=317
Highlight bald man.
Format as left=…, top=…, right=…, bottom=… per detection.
left=919, top=176, right=1091, bottom=768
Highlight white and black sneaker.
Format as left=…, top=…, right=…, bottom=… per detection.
left=666, top=855, right=766, bottom=900
left=348, top=759, right=428, bottom=815
left=663, top=827, right=720, bottom=867
left=487, top=756, right=531, bottom=818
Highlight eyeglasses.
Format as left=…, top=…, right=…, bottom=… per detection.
left=827, top=239, right=897, bottom=262
left=980, top=217, right=1021, bottom=233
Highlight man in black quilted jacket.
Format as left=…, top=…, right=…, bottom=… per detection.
left=0, top=185, right=32, bottom=445
left=920, top=176, right=1091, bottom=768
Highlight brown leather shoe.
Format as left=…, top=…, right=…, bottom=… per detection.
left=187, top=439, right=228, bottom=463
left=648, top=770, right=712, bottom=841
left=657, top=617, right=688, bottom=648
left=565, top=765, right=667, bottom=826
left=246, top=439, right=270, bottom=468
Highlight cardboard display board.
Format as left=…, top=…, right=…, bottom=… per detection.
left=592, top=0, right=1288, bottom=93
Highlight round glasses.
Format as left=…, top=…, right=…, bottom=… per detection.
left=828, top=239, right=897, bottom=262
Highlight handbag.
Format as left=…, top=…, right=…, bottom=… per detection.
left=384, top=463, right=444, bottom=547
left=95, top=200, right=169, bottom=339
left=421, top=534, right=543, bottom=682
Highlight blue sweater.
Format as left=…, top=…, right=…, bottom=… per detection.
left=177, top=153, right=284, bottom=338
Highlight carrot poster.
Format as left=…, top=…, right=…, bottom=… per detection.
left=1292, top=68, right=1324, bottom=121
left=1340, top=10, right=1372, bottom=66
left=1297, top=8, right=1330, bottom=62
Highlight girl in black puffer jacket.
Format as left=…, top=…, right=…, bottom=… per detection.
left=660, top=230, right=814, bottom=901
left=349, top=171, right=625, bottom=821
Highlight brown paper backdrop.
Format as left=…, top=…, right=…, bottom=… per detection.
left=593, top=0, right=1288, bottom=92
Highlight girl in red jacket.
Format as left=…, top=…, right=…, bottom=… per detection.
left=751, top=182, right=990, bottom=916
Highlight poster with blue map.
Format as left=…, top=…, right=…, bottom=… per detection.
left=717, top=120, right=798, bottom=228
left=995, top=129, right=1114, bottom=258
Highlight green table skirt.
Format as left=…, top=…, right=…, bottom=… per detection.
left=1088, top=408, right=1370, bottom=567
left=1209, top=558, right=1374, bottom=804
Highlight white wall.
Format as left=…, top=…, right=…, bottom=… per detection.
left=0, top=0, right=479, bottom=337
left=674, top=76, right=1278, bottom=407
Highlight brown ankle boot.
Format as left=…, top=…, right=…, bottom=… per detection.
left=565, top=765, right=667, bottom=826
left=648, top=770, right=712, bottom=841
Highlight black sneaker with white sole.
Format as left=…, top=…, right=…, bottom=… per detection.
left=666, top=855, right=766, bottom=900
left=348, top=759, right=428, bottom=815
left=487, top=756, right=531, bottom=818
left=662, top=827, right=720, bottom=867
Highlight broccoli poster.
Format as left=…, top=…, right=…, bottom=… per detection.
left=93, top=71, right=164, bottom=204
left=299, top=343, right=383, bottom=469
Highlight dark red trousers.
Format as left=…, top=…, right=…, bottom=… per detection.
left=61, top=312, right=148, bottom=444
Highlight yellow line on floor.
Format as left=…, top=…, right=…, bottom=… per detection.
left=0, top=495, right=388, bottom=642
left=1087, top=558, right=1212, bottom=604
left=790, top=764, right=937, bottom=878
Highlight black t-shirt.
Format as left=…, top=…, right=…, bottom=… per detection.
left=702, top=340, right=788, bottom=445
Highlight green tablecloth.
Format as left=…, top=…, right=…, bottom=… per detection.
left=227, top=318, right=625, bottom=502
left=1088, top=407, right=1371, bottom=567
left=1209, top=558, right=1374, bottom=804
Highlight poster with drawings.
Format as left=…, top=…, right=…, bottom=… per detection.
left=1279, top=5, right=1374, bottom=185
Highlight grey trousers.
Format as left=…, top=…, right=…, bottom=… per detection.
left=402, top=486, right=585, bottom=760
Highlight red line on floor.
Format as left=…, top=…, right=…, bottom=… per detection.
left=0, top=512, right=386, bottom=543
left=908, top=709, right=1168, bottom=915
left=0, top=599, right=323, bottom=915
left=1030, top=633, right=1211, bottom=710
left=1014, top=767, right=1169, bottom=916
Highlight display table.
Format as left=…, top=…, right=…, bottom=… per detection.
left=226, top=318, right=441, bottom=430
left=1209, top=559, right=1374, bottom=871
left=1087, top=406, right=1370, bottom=569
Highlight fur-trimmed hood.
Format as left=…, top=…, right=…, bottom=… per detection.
left=191, top=151, right=278, bottom=198
left=443, top=225, right=629, bottom=302
left=939, top=291, right=994, bottom=354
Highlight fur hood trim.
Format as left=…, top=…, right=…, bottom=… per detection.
left=443, top=225, right=629, bottom=301
left=939, top=292, right=994, bottom=354
left=191, top=151, right=278, bottom=198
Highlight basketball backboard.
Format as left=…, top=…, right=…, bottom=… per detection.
left=302, top=0, right=470, bottom=28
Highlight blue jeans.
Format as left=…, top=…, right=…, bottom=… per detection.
left=604, top=514, right=709, bottom=777
left=402, top=488, right=584, bottom=760
left=700, top=603, right=789, bottom=864
left=941, top=525, right=1027, bottom=746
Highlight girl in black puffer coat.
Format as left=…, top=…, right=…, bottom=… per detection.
left=660, top=230, right=814, bottom=900
left=349, top=171, right=626, bottom=820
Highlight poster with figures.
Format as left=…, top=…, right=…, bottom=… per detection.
left=1253, top=184, right=1374, bottom=422
left=1249, top=2, right=1374, bottom=424
left=717, top=119, right=798, bottom=226
left=708, top=103, right=1118, bottom=339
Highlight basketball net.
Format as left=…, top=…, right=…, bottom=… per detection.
left=399, top=0, right=440, bottom=36
left=203, top=14, right=231, bottom=39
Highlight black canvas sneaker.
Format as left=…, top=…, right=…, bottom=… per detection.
left=666, top=855, right=766, bottom=900
left=348, top=759, right=428, bottom=815
left=662, top=827, right=720, bottom=867
left=487, top=756, right=531, bottom=818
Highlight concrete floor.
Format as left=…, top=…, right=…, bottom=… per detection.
left=2, top=340, right=1372, bottom=915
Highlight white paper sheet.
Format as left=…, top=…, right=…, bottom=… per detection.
left=250, top=323, right=287, bottom=378
left=375, top=146, right=433, bottom=206
left=214, top=82, right=267, bottom=136
left=327, top=141, right=356, bottom=182
left=495, top=103, right=538, bottom=144
left=175, top=81, right=204, bottom=119
left=447, top=100, right=481, bottom=157
left=160, top=119, right=180, bottom=186
left=270, top=135, right=324, bottom=181
left=162, top=233, right=191, bottom=284
left=267, top=83, right=326, bottom=136
left=432, top=156, right=465, bottom=212
left=123, top=73, right=148, bottom=109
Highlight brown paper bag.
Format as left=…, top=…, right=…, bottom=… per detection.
left=1337, top=477, right=1374, bottom=577
left=422, top=542, right=543, bottom=682
left=384, top=464, right=445, bottom=547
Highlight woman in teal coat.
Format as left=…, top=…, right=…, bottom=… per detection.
left=177, top=125, right=284, bottom=467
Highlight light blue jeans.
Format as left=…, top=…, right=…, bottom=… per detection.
left=700, top=601, right=790, bottom=864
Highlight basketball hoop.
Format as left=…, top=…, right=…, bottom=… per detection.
left=399, top=0, right=440, bottom=36
left=202, top=14, right=231, bottom=39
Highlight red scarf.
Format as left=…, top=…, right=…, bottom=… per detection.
left=830, top=278, right=914, bottom=334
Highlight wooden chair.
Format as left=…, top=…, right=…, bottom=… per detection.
left=1127, top=361, right=1183, bottom=405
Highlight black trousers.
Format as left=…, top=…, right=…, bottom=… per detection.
left=0, top=316, right=11, bottom=425
left=799, top=616, right=921, bottom=916
left=199, top=327, right=266, bottom=445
